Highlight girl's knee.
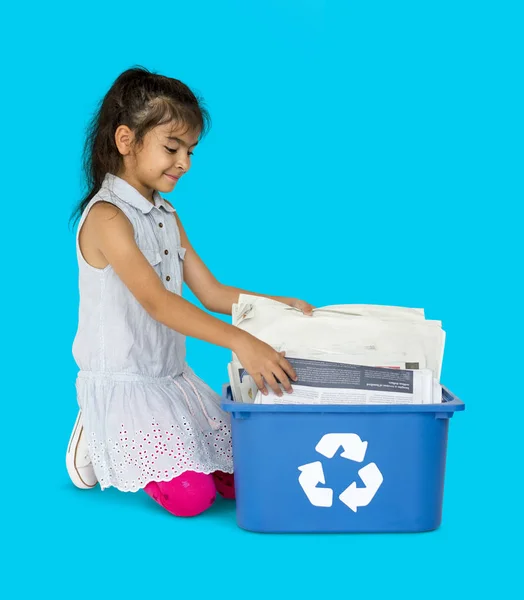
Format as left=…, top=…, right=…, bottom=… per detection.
left=144, top=472, right=216, bottom=517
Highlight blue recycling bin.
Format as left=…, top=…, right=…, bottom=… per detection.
left=221, top=385, right=465, bottom=533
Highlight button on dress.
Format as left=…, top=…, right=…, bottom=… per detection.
left=72, top=173, right=233, bottom=492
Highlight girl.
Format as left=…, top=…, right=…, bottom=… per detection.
left=66, top=66, right=314, bottom=517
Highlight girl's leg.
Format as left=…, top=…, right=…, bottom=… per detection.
left=144, top=471, right=216, bottom=517
left=212, top=471, right=236, bottom=500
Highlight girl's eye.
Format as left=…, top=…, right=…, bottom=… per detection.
left=165, top=147, right=193, bottom=156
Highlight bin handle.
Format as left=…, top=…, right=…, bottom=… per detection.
left=232, top=412, right=250, bottom=420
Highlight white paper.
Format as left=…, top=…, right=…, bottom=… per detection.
left=229, top=295, right=446, bottom=405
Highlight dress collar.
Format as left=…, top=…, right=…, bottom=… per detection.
left=101, top=173, right=176, bottom=214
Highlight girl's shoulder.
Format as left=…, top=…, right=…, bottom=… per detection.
left=78, top=190, right=138, bottom=245
left=86, top=199, right=127, bottom=223
left=82, top=188, right=137, bottom=224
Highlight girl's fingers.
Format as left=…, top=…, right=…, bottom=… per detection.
left=262, top=370, right=283, bottom=397
left=279, top=355, right=298, bottom=382
left=273, top=366, right=292, bottom=393
left=253, top=372, right=267, bottom=396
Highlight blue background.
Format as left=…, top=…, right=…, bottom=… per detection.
left=1, top=0, right=521, bottom=597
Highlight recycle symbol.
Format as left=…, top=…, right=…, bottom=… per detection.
left=298, top=433, right=384, bottom=512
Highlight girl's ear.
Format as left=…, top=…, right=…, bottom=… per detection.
left=115, top=125, right=134, bottom=156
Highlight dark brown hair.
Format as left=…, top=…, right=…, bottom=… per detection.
left=69, top=65, right=211, bottom=228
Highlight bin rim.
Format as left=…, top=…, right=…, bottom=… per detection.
left=220, top=384, right=465, bottom=414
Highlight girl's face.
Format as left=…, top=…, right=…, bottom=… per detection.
left=116, top=121, right=200, bottom=200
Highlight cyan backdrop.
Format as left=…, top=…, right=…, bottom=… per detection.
left=1, top=1, right=520, bottom=598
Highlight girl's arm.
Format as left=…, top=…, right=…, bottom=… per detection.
left=175, top=213, right=313, bottom=315
left=89, top=202, right=298, bottom=397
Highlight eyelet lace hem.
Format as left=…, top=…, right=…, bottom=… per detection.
left=97, top=465, right=236, bottom=493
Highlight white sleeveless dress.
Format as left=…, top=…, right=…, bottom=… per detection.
left=72, top=173, right=233, bottom=492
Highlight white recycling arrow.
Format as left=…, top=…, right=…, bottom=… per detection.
left=315, top=433, right=368, bottom=462
left=339, top=462, right=384, bottom=512
left=298, top=461, right=333, bottom=507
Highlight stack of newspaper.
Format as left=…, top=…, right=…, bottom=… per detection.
left=227, top=294, right=446, bottom=405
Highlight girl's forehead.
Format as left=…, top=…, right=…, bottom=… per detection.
left=156, top=121, right=200, bottom=144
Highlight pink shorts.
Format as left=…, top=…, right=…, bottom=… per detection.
left=143, top=470, right=235, bottom=517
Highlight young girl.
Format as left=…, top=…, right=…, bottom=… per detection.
left=66, top=66, right=314, bottom=517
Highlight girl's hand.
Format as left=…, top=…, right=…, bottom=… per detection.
left=288, top=298, right=315, bottom=316
left=232, top=332, right=298, bottom=397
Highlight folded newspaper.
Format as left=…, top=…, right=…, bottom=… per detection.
left=228, top=295, right=446, bottom=405
left=252, top=357, right=441, bottom=405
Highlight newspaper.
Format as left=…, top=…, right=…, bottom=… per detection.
left=227, top=349, right=425, bottom=405
left=251, top=357, right=440, bottom=405
left=228, top=295, right=446, bottom=404
left=227, top=361, right=259, bottom=404
left=231, top=295, right=445, bottom=380
left=233, top=295, right=427, bottom=323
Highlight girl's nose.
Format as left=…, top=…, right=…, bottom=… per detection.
left=176, top=154, right=191, bottom=171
